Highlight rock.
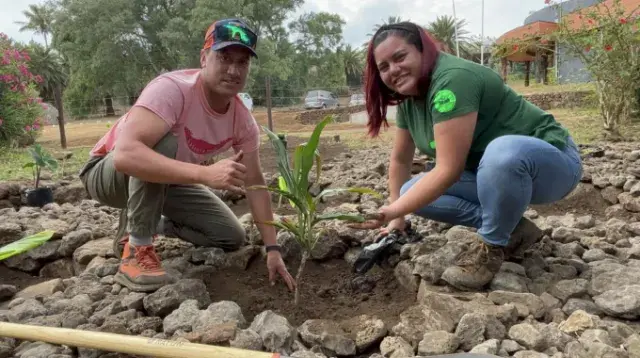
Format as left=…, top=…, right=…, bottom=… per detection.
left=63, top=276, right=107, bottom=302
left=508, top=323, right=546, bottom=351
left=394, top=261, right=419, bottom=293
left=601, top=186, right=622, bottom=204
left=593, top=285, right=640, bottom=319
left=13, top=342, right=71, bottom=357
left=7, top=298, right=48, bottom=322
left=379, top=336, right=414, bottom=358
left=513, top=351, right=550, bottom=358
left=58, top=229, right=93, bottom=257
left=225, top=245, right=260, bottom=269
left=391, top=304, right=455, bottom=346
left=339, top=315, right=387, bottom=353
left=563, top=298, right=601, bottom=316
left=559, top=310, right=599, bottom=334
left=230, top=329, right=263, bottom=351
left=53, top=182, right=87, bottom=203
left=489, top=271, right=531, bottom=293
left=73, top=238, right=112, bottom=265
left=249, top=310, right=295, bottom=352
left=310, top=229, right=347, bottom=261
left=417, top=331, right=459, bottom=355
left=590, top=263, right=640, bottom=296
left=201, top=322, right=238, bottom=345
left=469, top=339, right=500, bottom=355
left=298, top=319, right=356, bottom=356
left=500, top=339, right=525, bottom=355
left=163, top=299, right=200, bottom=335
left=488, top=291, right=545, bottom=319
left=579, top=328, right=612, bottom=346
left=143, top=279, right=210, bottom=317
left=39, top=259, right=75, bottom=279
left=0, top=223, right=23, bottom=245
left=194, top=300, right=246, bottom=332
left=128, top=316, right=162, bottom=335
left=550, top=279, right=589, bottom=302
left=454, top=313, right=505, bottom=351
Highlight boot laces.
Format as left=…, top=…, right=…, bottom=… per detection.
left=135, top=245, right=162, bottom=270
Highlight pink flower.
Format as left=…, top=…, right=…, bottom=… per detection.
left=34, top=75, right=43, bottom=83
left=605, top=44, right=613, bottom=51
left=25, top=125, right=31, bottom=131
left=18, top=64, right=29, bottom=77
left=620, top=18, right=628, bottom=24
left=0, top=33, right=7, bottom=40
left=32, top=124, right=40, bottom=131
left=545, top=0, right=550, bottom=4
left=41, top=103, right=48, bottom=110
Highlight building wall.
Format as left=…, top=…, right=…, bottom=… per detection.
left=524, top=0, right=603, bottom=24
left=523, top=0, right=603, bottom=83
left=556, top=43, right=593, bottom=84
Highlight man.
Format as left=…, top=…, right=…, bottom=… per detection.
left=79, top=18, right=295, bottom=293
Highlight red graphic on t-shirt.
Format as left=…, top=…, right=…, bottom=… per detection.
left=185, top=126, right=232, bottom=155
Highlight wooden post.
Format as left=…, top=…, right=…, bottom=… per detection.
left=54, top=84, right=67, bottom=149
left=266, top=76, right=273, bottom=132
left=524, top=61, right=531, bottom=87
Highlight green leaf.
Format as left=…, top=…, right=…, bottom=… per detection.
left=0, top=230, right=56, bottom=261
left=262, top=126, right=296, bottom=194
left=315, top=187, right=382, bottom=203
left=247, top=185, right=306, bottom=211
left=23, top=162, right=35, bottom=169
left=314, top=149, right=322, bottom=184
left=298, top=115, right=333, bottom=193
left=313, top=212, right=366, bottom=225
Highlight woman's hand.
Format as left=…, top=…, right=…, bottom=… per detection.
left=380, top=217, right=407, bottom=235
left=349, top=206, right=401, bottom=230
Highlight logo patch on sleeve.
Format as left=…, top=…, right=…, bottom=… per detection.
left=433, top=89, right=456, bottom=113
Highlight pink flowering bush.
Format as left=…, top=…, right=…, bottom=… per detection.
left=0, top=33, right=46, bottom=147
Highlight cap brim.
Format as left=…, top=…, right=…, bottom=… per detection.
left=211, top=42, right=258, bottom=58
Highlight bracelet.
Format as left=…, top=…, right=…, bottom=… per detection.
left=265, top=245, right=282, bottom=253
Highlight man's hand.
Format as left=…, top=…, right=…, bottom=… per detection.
left=198, top=151, right=247, bottom=194
left=267, top=251, right=295, bottom=291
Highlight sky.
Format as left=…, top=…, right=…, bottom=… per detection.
left=1, top=0, right=546, bottom=47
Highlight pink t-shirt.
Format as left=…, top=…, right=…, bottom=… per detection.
left=90, top=69, right=260, bottom=165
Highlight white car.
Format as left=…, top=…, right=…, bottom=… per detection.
left=238, top=92, right=253, bottom=111
left=349, top=93, right=365, bottom=106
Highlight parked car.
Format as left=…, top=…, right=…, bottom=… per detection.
left=238, top=92, right=253, bottom=111
left=349, top=93, right=365, bottom=106
left=304, top=90, right=340, bottom=109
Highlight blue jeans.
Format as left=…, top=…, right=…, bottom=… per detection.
left=400, top=135, right=583, bottom=247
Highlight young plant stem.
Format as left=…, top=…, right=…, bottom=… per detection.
left=294, top=251, right=309, bottom=306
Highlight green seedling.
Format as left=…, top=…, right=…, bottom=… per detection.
left=248, top=115, right=381, bottom=305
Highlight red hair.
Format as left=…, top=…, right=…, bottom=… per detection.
left=364, top=24, right=443, bottom=137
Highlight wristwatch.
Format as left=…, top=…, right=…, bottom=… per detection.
left=265, top=244, right=282, bottom=253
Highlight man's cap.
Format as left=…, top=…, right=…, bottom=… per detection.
left=203, top=18, right=258, bottom=58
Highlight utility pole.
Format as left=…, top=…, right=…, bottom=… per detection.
left=452, top=0, right=460, bottom=57
left=266, top=76, right=273, bottom=132
left=480, top=0, right=485, bottom=65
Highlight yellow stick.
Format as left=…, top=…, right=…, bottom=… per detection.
left=0, top=322, right=286, bottom=358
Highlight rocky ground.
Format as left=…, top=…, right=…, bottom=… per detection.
left=0, top=140, right=640, bottom=358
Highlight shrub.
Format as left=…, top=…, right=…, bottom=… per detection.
left=0, top=33, right=46, bottom=147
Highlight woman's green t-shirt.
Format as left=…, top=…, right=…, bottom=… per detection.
left=395, top=52, right=569, bottom=171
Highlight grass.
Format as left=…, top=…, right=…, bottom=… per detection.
left=1, top=105, right=639, bottom=182
left=509, top=81, right=595, bottom=95
left=0, top=146, right=91, bottom=182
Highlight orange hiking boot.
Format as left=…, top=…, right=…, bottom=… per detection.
left=114, top=244, right=173, bottom=292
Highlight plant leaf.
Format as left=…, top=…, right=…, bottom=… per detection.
left=23, top=162, right=35, bottom=169
left=296, top=115, right=333, bottom=200
left=261, top=126, right=296, bottom=194
left=0, top=230, right=56, bottom=261
left=313, top=212, right=366, bottom=225
left=315, top=187, right=382, bottom=203
left=277, top=176, right=296, bottom=208
left=314, top=149, right=321, bottom=184
left=247, top=185, right=305, bottom=210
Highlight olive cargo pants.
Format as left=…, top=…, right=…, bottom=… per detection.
left=79, top=133, right=245, bottom=251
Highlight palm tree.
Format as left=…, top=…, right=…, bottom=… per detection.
left=338, top=44, right=364, bottom=87
left=15, top=4, right=55, bottom=49
left=363, top=16, right=406, bottom=48
left=425, top=15, right=471, bottom=57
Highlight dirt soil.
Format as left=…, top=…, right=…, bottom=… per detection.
left=0, top=265, right=46, bottom=291
left=204, top=257, right=415, bottom=328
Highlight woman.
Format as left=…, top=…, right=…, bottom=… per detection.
left=353, top=22, right=583, bottom=290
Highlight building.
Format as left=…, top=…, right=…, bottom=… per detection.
left=496, top=0, right=640, bottom=85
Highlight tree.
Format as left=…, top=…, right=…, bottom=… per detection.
left=425, top=15, right=471, bottom=57
left=337, top=44, right=364, bottom=88
left=15, top=4, right=55, bottom=49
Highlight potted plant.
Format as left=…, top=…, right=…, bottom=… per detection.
left=249, top=115, right=381, bottom=305
left=23, top=143, right=58, bottom=207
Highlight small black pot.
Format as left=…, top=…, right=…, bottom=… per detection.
left=25, top=187, right=54, bottom=207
